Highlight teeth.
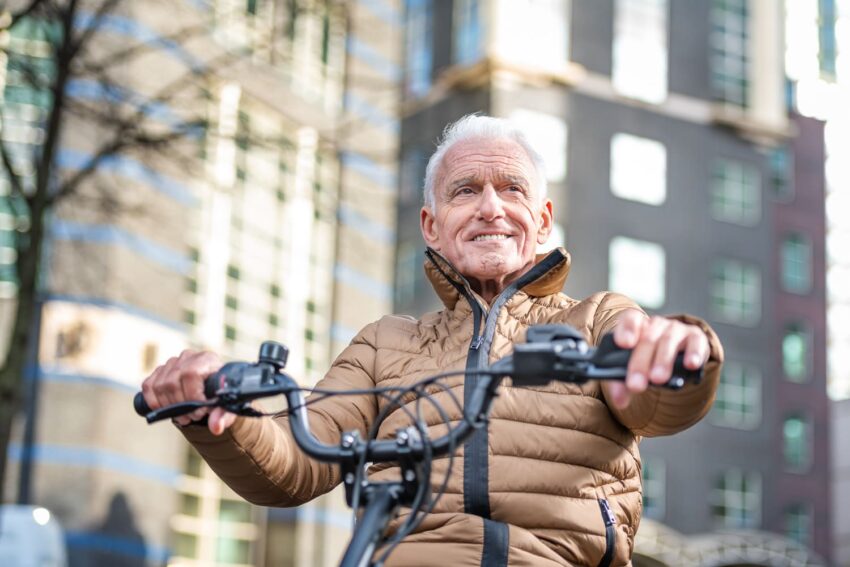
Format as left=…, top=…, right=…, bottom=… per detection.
left=473, top=234, right=509, bottom=241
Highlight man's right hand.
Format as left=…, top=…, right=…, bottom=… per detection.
left=141, top=350, right=237, bottom=435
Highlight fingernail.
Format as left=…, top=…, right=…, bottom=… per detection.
left=627, top=373, right=645, bottom=390
left=689, top=353, right=702, bottom=367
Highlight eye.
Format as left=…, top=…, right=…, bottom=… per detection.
left=456, top=187, right=474, bottom=196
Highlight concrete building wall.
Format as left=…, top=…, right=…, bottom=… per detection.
left=833, top=398, right=850, bottom=566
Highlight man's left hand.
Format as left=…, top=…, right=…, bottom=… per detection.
left=606, top=310, right=710, bottom=409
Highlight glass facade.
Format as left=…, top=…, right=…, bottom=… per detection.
left=212, top=0, right=345, bottom=108
left=711, top=159, right=761, bottom=226
left=608, top=236, right=666, bottom=309
left=768, top=146, right=794, bottom=201
left=405, top=0, right=433, bottom=98
left=711, top=360, right=762, bottom=429
left=612, top=0, right=668, bottom=103
left=785, top=503, right=812, bottom=547
left=711, top=259, right=761, bottom=325
left=172, top=447, right=263, bottom=566
left=711, top=468, right=761, bottom=529
left=783, top=323, right=811, bottom=382
left=491, top=0, right=570, bottom=69
left=710, top=0, right=749, bottom=106
left=0, top=16, right=59, bottom=296
left=783, top=414, right=812, bottom=471
left=610, top=133, right=667, bottom=206
left=781, top=232, right=813, bottom=293
left=641, top=458, right=666, bottom=520
left=453, top=0, right=483, bottom=65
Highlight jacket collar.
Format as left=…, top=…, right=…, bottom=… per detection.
left=424, top=247, right=572, bottom=309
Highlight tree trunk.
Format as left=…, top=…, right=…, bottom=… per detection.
left=0, top=201, right=44, bottom=502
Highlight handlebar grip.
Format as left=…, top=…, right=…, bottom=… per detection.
left=134, top=373, right=224, bottom=417
left=134, top=392, right=151, bottom=416
left=593, top=333, right=703, bottom=388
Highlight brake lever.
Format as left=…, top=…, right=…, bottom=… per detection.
left=144, top=400, right=217, bottom=424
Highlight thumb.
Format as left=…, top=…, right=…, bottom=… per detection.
left=208, top=408, right=237, bottom=435
left=605, top=381, right=631, bottom=410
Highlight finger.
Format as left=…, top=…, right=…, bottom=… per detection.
left=627, top=317, right=669, bottom=393
left=606, top=381, right=632, bottom=410
left=614, top=309, right=646, bottom=349
left=157, top=357, right=184, bottom=407
left=209, top=407, right=237, bottom=436
left=648, top=326, right=690, bottom=385
left=683, top=330, right=710, bottom=369
left=141, top=366, right=165, bottom=411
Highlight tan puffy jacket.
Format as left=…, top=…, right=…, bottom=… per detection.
left=181, top=248, right=723, bottom=567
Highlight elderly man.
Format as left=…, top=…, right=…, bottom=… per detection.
left=142, top=115, right=722, bottom=566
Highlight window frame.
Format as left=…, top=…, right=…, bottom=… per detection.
left=710, top=360, right=762, bottom=430
left=710, top=258, right=762, bottom=326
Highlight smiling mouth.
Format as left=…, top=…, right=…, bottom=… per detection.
left=473, top=234, right=511, bottom=242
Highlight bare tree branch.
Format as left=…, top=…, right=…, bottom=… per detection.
left=0, top=0, right=49, bottom=31
left=0, top=141, right=26, bottom=200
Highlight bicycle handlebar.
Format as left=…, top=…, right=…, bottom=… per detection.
left=134, top=324, right=702, bottom=465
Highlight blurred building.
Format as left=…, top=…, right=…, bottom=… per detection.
left=394, top=1, right=830, bottom=564
left=1, top=1, right=400, bottom=566
left=833, top=398, right=850, bottom=565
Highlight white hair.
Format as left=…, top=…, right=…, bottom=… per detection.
left=422, top=114, right=548, bottom=209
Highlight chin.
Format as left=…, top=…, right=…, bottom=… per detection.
left=470, top=253, right=522, bottom=278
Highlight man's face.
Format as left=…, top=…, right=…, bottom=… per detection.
left=420, top=137, right=553, bottom=290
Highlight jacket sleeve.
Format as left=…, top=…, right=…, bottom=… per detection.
left=590, top=292, right=724, bottom=438
left=178, top=321, right=381, bottom=507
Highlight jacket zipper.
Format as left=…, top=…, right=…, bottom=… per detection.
left=597, top=498, right=616, bottom=567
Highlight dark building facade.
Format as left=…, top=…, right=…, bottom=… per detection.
left=394, top=1, right=830, bottom=564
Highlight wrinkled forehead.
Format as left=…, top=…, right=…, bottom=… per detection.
left=436, top=137, right=537, bottom=189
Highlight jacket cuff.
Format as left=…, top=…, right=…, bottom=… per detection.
left=608, top=314, right=724, bottom=438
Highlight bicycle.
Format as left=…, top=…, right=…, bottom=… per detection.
left=134, top=324, right=702, bottom=567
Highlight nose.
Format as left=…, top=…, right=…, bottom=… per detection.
left=477, top=185, right=505, bottom=221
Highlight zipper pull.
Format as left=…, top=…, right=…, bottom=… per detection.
left=471, top=336, right=484, bottom=350
left=599, top=499, right=616, bottom=526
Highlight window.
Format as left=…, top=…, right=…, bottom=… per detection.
left=175, top=447, right=261, bottom=566
left=405, top=0, right=433, bottom=98
left=453, top=0, right=483, bottom=65
left=510, top=109, right=568, bottom=183
left=783, top=323, right=811, bottom=382
left=783, top=415, right=812, bottom=471
left=711, top=469, right=761, bottom=529
left=785, top=504, right=812, bottom=547
left=711, top=159, right=761, bottom=226
left=610, top=134, right=667, bottom=206
left=711, top=259, right=761, bottom=325
left=768, top=146, right=793, bottom=201
left=781, top=233, right=813, bottom=294
left=711, top=361, right=761, bottom=429
left=491, top=0, right=570, bottom=69
left=710, top=0, right=749, bottom=106
left=613, top=0, right=668, bottom=103
left=641, top=458, right=665, bottom=520
left=609, top=237, right=666, bottom=309
left=394, top=243, right=420, bottom=308
left=400, top=147, right=426, bottom=205
left=819, top=0, right=837, bottom=78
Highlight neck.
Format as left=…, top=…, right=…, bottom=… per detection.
left=468, top=278, right=508, bottom=304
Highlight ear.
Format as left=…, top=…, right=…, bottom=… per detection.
left=420, top=207, right=441, bottom=249
left=536, top=198, right=554, bottom=245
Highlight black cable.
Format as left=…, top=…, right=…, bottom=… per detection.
left=373, top=381, right=460, bottom=565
